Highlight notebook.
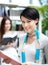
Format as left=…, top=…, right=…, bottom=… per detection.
left=1, top=31, right=17, bottom=45
left=1, top=35, right=17, bottom=45
left=0, top=50, right=21, bottom=65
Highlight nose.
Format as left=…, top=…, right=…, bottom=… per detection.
left=24, top=22, right=28, bottom=27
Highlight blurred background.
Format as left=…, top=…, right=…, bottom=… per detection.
left=0, top=0, right=48, bottom=36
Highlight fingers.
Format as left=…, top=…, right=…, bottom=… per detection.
left=22, top=62, right=32, bottom=65
left=3, top=58, right=11, bottom=64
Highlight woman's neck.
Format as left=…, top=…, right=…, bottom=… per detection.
left=5, top=31, right=10, bottom=34
left=27, top=34, right=36, bottom=44
left=28, top=32, right=35, bottom=37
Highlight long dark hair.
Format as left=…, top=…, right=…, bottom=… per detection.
left=0, top=17, right=12, bottom=41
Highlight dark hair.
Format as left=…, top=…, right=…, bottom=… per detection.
left=20, top=7, right=39, bottom=21
left=0, top=17, right=12, bottom=39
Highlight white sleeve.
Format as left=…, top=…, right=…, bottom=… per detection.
left=39, top=33, right=48, bottom=64
left=40, top=33, right=48, bottom=49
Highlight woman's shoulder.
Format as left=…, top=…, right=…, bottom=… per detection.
left=40, top=33, right=48, bottom=41
left=18, top=32, right=26, bottom=44
left=3, top=31, right=17, bottom=38
left=39, top=32, right=48, bottom=48
left=17, top=31, right=26, bottom=38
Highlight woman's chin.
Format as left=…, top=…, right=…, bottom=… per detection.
left=25, top=29, right=31, bottom=33
left=26, top=31, right=31, bottom=34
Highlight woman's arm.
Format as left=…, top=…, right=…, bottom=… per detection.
left=0, top=42, right=15, bottom=50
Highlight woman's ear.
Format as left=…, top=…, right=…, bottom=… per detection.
left=35, top=18, right=38, bottom=24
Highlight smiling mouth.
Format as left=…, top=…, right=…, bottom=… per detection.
left=25, top=28, right=30, bottom=31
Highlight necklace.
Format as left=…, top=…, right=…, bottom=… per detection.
left=28, top=33, right=36, bottom=37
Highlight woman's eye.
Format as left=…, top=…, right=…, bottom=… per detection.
left=27, top=21, right=31, bottom=23
left=22, top=21, right=31, bottom=24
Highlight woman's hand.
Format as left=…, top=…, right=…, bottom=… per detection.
left=22, top=62, right=32, bottom=65
left=3, top=58, right=11, bottom=64
left=9, top=42, right=15, bottom=47
left=4, top=42, right=15, bottom=49
left=4, top=43, right=11, bottom=49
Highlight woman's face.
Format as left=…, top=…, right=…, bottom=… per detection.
left=21, top=16, right=38, bottom=34
left=4, top=20, right=11, bottom=32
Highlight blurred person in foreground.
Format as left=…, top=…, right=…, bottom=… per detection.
left=0, top=17, right=19, bottom=65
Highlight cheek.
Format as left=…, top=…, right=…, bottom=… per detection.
left=29, top=23, right=35, bottom=31
left=31, top=22, right=35, bottom=27
left=31, top=21, right=34, bottom=25
left=5, top=25, right=7, bottom=28
left=29, top=23, right=33, bottom=28
left=5, top=24, right=11, bottom=29
left=8, top=24, right=11, bottom=28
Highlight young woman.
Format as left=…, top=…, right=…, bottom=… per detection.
left=0, top=16, right=12, bottom=49
left=19, top=7, right=48, bottom=64
left=0, top=17, right=19, bottom=65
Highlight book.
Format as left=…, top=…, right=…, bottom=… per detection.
left=0, top=50, right=21, bottom=65
left=0, top=50, right=40, bottom=65
left=1, top=31, right=18, bottom=45
left=1, top=35, right=17, bottom=45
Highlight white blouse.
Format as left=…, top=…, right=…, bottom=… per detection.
left=18, top=32, right=48, bottom=64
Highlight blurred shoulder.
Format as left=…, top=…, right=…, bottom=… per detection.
left=3, top=31, right=17, bottom=38
left=17, top=31, right=26, bottom=44
left=17, top=31, right=26, bottom=38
